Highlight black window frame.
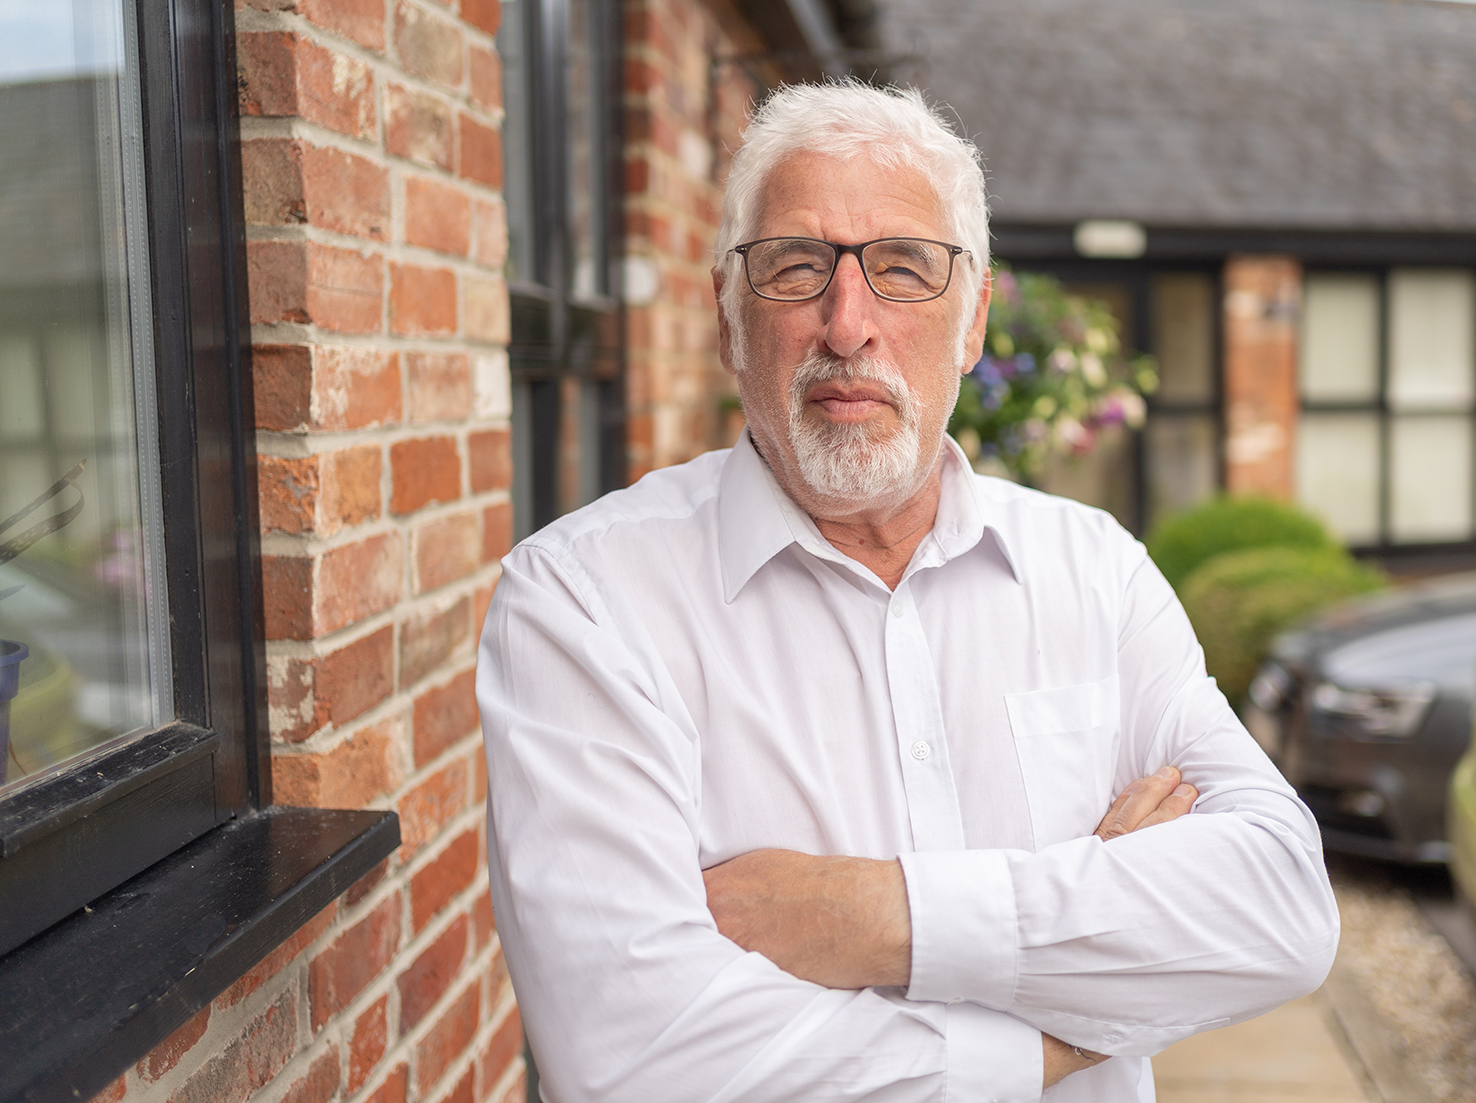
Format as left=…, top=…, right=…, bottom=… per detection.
left=0, top=0, right=397, bottom=1098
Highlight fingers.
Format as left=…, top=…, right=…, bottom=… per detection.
left=1095, top=766, right=1181, bottom=840
left=1137, top=783, right=1199, bottom=830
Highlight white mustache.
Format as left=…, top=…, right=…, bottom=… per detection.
left=788, top=352, right=915, bottom=426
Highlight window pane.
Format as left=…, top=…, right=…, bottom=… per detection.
left=497, top=0, right=535, bottom=283
left=566, top=0, right=606, bottom=301
left=1300, top=274, right=1379, bottom=403
left=0, top=0, right=170, bottom=797
left=1388, top=268, right=1475, bottom=410
left=1144, top=414, right=1218, bottom=530
left=1390, top=415, right=1472, bottom=542
left=1151, top=273, right=1215, bottom=404
left=1296, top=413, right=1380, bottom=545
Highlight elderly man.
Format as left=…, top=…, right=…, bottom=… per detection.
left=478, top=82, right=1338, bottom=1101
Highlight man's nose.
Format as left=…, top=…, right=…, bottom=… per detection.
left=818, top=253, right=878, bottom=360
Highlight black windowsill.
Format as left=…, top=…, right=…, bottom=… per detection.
left=0, top=806, right=400, bottom=1103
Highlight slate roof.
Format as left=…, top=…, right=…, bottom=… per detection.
left=877, top=0, right=1476, bottom=230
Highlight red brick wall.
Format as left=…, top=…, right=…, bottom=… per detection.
left=622, top=0, right=761, bottom=478
left=1223, top=255, right=1302, bottom=500
left=94, top=1, right=520, bottom=1100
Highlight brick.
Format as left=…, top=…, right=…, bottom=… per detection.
left=416, top=510, right=481, bottom=592
left=238, top=32, right=375, bottom=140
left=410, top=829, right=480, bottom=931
left=139, top=1005, right=210, bottom=1082
left=470, top=197, right=507, bottom=270
left=308, top=895, right=402, bottom=1030
left=279, top=1045, right=340, bottom=1103
left=248, top=241, right=384, bottom=334
left=253, top=345, right=312, bottom=431
left=395, top=1, right=463, bottom=87
left=468, top=45, right=501, bottom=114
left=348, top=995, right=389, bottom=1092
left=439, top=1067, right=475, bottom=1103
left=391, top=263, right=458, bottom=337
left=259, top=455, right=318, bottom=534
left=386, top=82, right=454, bottom=170
left=489, top=1068, right=526, bottom=1103
left=475, top=1006, right=522, bottom=1103
left=241, top=139, right=306, bottom=225
left=303, top=144, right=391, bottom=240
left=457, top=114, right=502, bottom=189
left=397, top=758, right=470, bottom=855
left=405, top=176, right=472, bottom=257
left=481, top=501, right=512, bottom=563
left=467, top=429, right=511, bottom=492
left=416, top=985, right=480, bottom=1090
left=318, top=532, right=403, bottom=634
left=398, top=915, right=468, bottom=1030
left=319, top=626, right=395, bottom=725
left=94, top=1073, right=127, bottom=1103
left=471, top=582, right=496, bottom=645
left=462, top=275, right=508, bottom=344
left=322, top=444, right=384, bottom=532
left=392, top=436, right=461, bottom=514
left=345, top=858, right=390, bottom=907
left=471, top=890, right=494, bottom=951
left=408, top=352, right=473, bottom=422
left=301, top=0, right=386, bottom=52
left=169, top=985, right=297, bottom=1103
left=460, top=0, right=501, bottom=36
left=217, top=905, right=338, bottom=1008
left=365, top=1064, right=408, bottom=1103
left=275, top=717, right=401, bottom=810
left=267, top=651, right=326, bottom=743
left=412, top=669, right=478, bottom=767
left=315, top=347, right=403, bottom=430
left=262, top=554, right=314, bottom=640
left=400, top=596, right=470, bottom=686
left=471, top=744, right=488, bottom=803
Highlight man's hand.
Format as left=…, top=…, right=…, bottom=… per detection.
left=1095, top=765, right=1198, bottom=841
left=703, top=850, right=911, bottom=989
left=1043, top=1034, right=1106, bottom=1087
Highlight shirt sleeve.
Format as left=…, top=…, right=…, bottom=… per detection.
left=479, top=544, right=1045, bottom=1103
left=901, top=542, right=1340, bottom=1056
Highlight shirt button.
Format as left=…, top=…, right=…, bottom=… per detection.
left=891, top=602, right=904, bottom=618
left=910, top=740, right=931, bottom=761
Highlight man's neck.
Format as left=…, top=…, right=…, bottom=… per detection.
left=751, top=435, right=944, bottom=591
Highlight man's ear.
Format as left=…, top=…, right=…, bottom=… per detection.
left=961, top=267, right=993, bottom=372
left=713, top=267, right=737, bottom=376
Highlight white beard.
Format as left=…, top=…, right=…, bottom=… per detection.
left=785, top=351, right=937, bottom=506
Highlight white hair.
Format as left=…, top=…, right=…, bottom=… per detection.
left=715, top=81, right=990, bottom=334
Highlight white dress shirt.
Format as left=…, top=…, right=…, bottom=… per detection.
left=478, top=431, right=1339, bottom=1103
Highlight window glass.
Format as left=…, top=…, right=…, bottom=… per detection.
left=497, top=0, right=535, bottom=284
left=1388, top=268, right=1475, bottom=411
left=1296, top=413, right=1380, bottom=544
left=0, top=0, right=170, bottom=797
left=1301, top=274, right=1379, bottom=403
left=566, top=0, right=606, bottom=302
left=1389, top=415, right=1472, bottom=542
left=1144, top=415, right=1218, bottom=531
left=1151, top=273, right=1215, bottom=404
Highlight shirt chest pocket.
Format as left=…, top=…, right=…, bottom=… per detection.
left=1005, top=676, right=1120, bottom=850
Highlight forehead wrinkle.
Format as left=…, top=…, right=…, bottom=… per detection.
left=754, top=152, right=947, bottom=245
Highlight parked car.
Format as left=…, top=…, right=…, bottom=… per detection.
left=1241, top=572, right=1476, bottom=864
left=1450, top=737, right=1476, bottom=911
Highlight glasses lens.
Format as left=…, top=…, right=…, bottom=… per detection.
left=744, top=239, right=836, bottom=300
left=863, top=239, right=954, bottom=300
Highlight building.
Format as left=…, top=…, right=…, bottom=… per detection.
left=879, top=0, right=1476, bottom=566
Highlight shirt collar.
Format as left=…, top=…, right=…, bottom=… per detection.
left=717, top=429, right=1020, bottom=603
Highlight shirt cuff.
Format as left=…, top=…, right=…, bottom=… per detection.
left=945, top=1001, right=1042, bottom=1103
left=901, top=849, right=1020, bottom=1007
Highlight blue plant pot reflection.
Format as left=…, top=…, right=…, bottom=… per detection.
left=0, top=640, right=29, bottom=786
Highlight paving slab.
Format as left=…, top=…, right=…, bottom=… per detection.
left=1152, top=992, right=1375, bottom=1103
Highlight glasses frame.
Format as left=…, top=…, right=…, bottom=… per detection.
left=732, top=236, right=969, bottom=304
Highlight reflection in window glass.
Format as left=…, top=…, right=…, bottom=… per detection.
left=497, top=0, right=535, bottom=284
left=1296, top=413, right=1380, bottom=544
left=1151, top=273, right=1215, bottom=404
left=0, top=0, right=169, bottom=797
left=566, top=0, right=605, bottom=301
left=1390, top=416, right=1471, bottom=542
left=1145, top=415, right=1217, bottom=531
left=1301, top=274, right=1379, bottom=403
left=1388, top=268, right=1475, bottom=410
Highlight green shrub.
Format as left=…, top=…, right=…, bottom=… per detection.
left=1180, top=546, right=1384, bottom=705
left=1146, top=496, right=1336, bottom=591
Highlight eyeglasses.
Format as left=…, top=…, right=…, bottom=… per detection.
left=732, top=236, right=968, bottom=303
